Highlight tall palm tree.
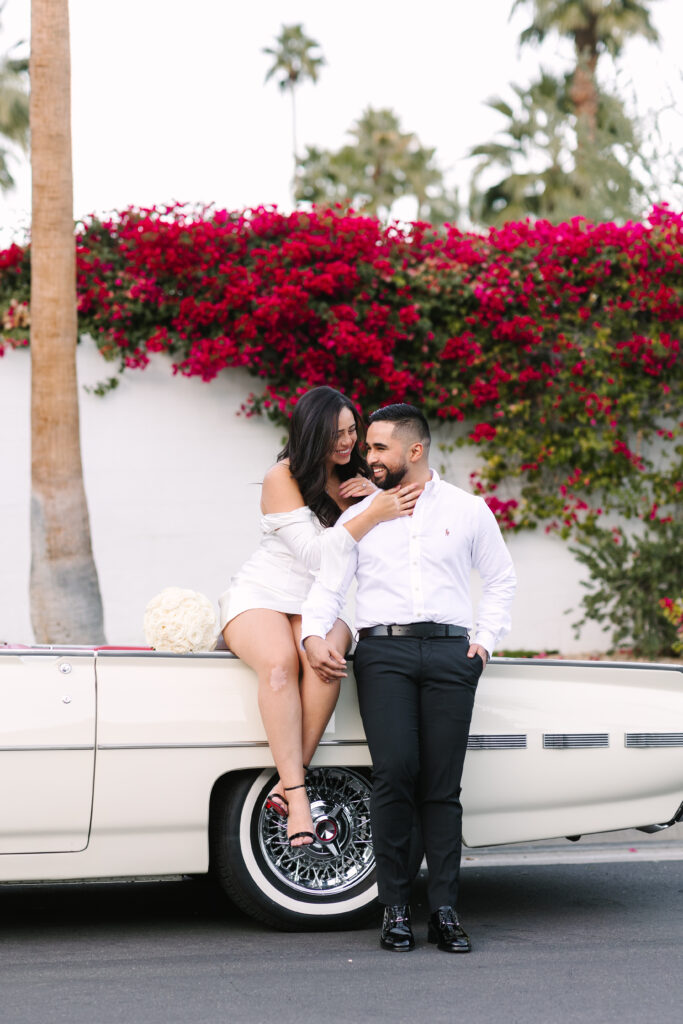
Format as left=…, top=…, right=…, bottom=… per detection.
left=30, top=0, right=105, bottom=642
left=469, top=1, right=659, bottom=224
left=470, top=73, right=575, bottom=223
left=263, top=23, right=325, bottom=198
left=469, top=71, right=644, bottom=224
left=513, top=0, right=659, bottom=138
left=0, top=3, right=29, bottom=190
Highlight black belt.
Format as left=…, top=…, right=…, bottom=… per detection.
left=357, top=623, right=469, bottom=640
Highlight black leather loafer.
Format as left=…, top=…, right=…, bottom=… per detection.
left=427, top=906, right=471, bottom=953
left=380, top=904, right=415, bottom=952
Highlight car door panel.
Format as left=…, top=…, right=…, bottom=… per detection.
left=0, top=652, right=96, bottom=853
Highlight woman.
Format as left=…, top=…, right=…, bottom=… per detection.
left=220, top=387, right=417, bottom=848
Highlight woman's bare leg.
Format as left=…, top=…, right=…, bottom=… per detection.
left=291, top=616, right=351, bottom=768
left=224, top=610, right=313, bottom=846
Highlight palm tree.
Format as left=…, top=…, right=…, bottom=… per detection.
left=346, top=107, right=416, bottom=216
left=296, top=107, right=458, bottom=224
left=469, top=71, right=645, bottom=224
left=263, top=24, right=325, bottom=197
left=469, top=73, right=575, bottom=223
left=513, top=0, right=659, bottom=138
left=30, top=0, right=105, bottom=642
left=469, top=1, right=659, bottom=224
left=0, top=3, right=29, bottom=190
left=296, top=108, right=412, bottom=217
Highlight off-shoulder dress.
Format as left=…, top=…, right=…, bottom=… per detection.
left=218, top=506, right=355, bottom=631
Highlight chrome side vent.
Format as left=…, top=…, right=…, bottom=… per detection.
left=543, top=733, right=609, bottom=749
left=467, top=734, right=527, bottom=750
left=625, top=733, right=683, bottom=748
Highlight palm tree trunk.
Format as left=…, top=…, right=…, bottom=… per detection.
left=29, top=0, right=105, bottom=643
left=570, top=24, right=599, bottom=142
left=289, top=82, right=298, bottom=204
left=570, top=57, right=599, bottom=141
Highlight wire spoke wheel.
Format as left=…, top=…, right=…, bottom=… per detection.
left=210, top=766, right=379, bottom=930
left=257, top=767, right=375, bottom=897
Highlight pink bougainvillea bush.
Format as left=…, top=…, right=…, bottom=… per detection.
left=1, top=202, right=681, bottom=540
left=659, top=597, right=683, bottom=653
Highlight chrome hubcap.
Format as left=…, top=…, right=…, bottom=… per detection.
left=257, top=767, right=375, bottom=896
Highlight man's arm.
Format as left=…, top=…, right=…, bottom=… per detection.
left=471, top=499, right=517, bottom=660
left=303, top=630, right=349, bottom=683
left=301, top=539, right=359, bottom=682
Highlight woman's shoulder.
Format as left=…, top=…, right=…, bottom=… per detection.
left=263, top=460, right=291, bottom=483
left=261, top=461, right=306, bottom=513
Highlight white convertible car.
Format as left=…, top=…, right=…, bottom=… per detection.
left=1, top=645, right=681, bottom=929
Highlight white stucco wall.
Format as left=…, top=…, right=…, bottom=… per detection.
left=0, top=338, right=611, bottom=652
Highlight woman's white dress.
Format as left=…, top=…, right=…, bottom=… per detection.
left=218, top=506, right=355, bottom=631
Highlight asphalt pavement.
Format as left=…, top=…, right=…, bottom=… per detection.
left=0, top=827, right=681, bottom=1024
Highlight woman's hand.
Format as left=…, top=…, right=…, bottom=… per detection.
left=338, top=475, right=376, bottom=500
left=340, top=480, right=422, bottom=543
left=370, top=483, right=422, bottom=523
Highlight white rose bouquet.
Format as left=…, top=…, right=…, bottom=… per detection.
left=143, top=587, right=218, bottom=653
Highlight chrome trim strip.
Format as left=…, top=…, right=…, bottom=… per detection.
left=0, top=649, right=96, bottom=659
left=2, top=649, right=680, bottom=671
left=543, top=733, right=609, bottom=749
left=94, top=650, right=239, bottom=660
left=625, top=733, right=683, bottom=748
left=467, top=734, right=527, bottom=750
left=97, top=739, right=369, bottom=751
left=97, top=741, right=268, bottom=750
left=320, top=739, right=368, bottom=747
left=494, top=658, right=682, bottom=672
left=0, top=744, right=93, bottom=752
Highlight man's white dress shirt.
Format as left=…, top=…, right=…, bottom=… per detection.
left=301, top=470, right=516, bottom=657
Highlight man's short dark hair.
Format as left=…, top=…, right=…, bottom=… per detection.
left=367, top=404, right=431, bottom=447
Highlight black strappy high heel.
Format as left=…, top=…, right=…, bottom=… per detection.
left=266, top=765, right=310, bottom=819
left=284, top=783, right=315, bottom=847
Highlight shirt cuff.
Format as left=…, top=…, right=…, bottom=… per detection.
left=300, top=624, right=328, bottom=651
left=474, top=631, right=495, bottom=660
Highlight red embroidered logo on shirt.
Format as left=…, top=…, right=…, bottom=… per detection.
left=445, top=528, right=450, bottom=536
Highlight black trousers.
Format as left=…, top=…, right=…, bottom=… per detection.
left=353, top=635, right=481, bottom=911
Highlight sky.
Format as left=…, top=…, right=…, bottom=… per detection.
left=0, top=0, right=681, bottom=242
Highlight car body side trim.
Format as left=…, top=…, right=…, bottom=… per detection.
left=96, top=739, right=370, bottom=750
left=0, top=745, right=94, bottom=752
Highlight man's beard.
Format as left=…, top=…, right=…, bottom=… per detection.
left=373, top=462, right=408, bottom=490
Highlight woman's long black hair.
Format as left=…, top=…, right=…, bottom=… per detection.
left=278, top=387, right=371, bottom=527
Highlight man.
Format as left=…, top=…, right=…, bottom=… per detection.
left=302, top=404, right=516, bottom=953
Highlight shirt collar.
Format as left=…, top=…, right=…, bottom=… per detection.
left=423, top=468, right=440, bottom=494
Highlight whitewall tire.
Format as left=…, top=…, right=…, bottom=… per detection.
left=210, top=767, right=379, bottom=931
